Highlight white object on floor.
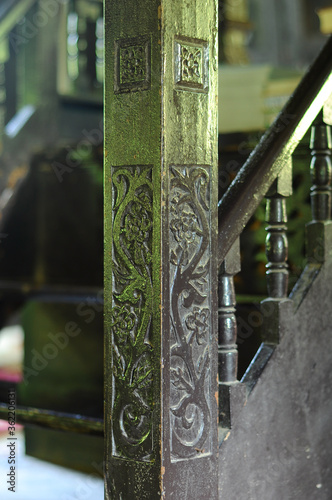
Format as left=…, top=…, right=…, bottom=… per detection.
left=0, top=431, right=104, bottom=500
left=0, top=325, right=24, bottom=369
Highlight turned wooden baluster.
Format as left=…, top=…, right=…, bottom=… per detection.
left=309, top=112, right=332, bottom=223
left=218, top=238, right=246, bottom=430
left=306, top=110, right=332, bottom=265
left=218, top=238, right=240, bottom=383
left=265, top=161, right=292, bottom=299
left=260, top=162, right=292, bottom=346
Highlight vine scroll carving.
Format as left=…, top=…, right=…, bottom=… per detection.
left=111, top=165, right=154, bottom=462
left=169, top=165, right=212, bottom=461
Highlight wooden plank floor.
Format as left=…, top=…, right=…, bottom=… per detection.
left=0, top=428, right=104, bottom=499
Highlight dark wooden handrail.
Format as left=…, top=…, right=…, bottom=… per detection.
left=218, top=35, right=332, bottom=269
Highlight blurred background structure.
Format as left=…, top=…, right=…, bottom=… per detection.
left=0, top=0, right=331, bottom=494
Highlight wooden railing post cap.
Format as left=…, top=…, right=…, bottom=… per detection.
left=266, top=158, right=293, bottom=198
left=310, top=121, right=332, bottom=151
left=219, top=237, right=241, bottom=276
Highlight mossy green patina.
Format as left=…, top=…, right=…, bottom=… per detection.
left=104, top=0, right=218, bottom=497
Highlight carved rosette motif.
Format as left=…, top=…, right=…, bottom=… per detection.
left=114, top=35, right=151, bottom=93
left=111, top=166, right=153, bottom=462
left=180, top=45, right=202, bottom=82
left=169, top=165, right=212, bottom=461
left=174, top=36, right=209, bottom=93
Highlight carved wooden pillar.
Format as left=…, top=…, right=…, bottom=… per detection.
left=104, top=1, right=218, bottom=498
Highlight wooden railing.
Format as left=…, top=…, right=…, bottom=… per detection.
left=218, top=35, right=332, bottom=428
left=218, top=36, right=332, bottom=267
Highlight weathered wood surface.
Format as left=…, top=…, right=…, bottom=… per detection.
left=104, top=0, right=218, bottom=498
left=219, top=240, right=332, bottom=499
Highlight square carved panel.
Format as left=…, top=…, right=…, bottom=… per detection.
left=174, top=36, right=209, bottom=93
left=114, top=35, right=151, bottom=93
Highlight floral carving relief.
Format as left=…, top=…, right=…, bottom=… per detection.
left=120, top=45, right=146, bottom=84
left=111, top=166, right=153, bottom=462
left=169, top=165, right=212, bottom=461
left=174, top=37, right=209, bottom=93
left=181, top=46, right=202, bottom=83
left=115, top=36, right=151, bottom=93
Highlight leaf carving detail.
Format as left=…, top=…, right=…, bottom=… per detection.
left=169, top=166, right=212, bottom=460
left=111, top=166, right=153, bottom=461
